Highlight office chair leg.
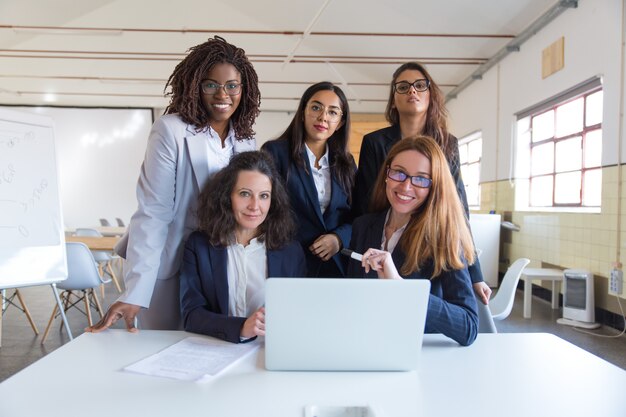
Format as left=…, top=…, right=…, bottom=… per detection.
left=91, top=290, right=104, bottom=318
left=83, top=291, right=93, bottom=327
left=15, top=290, right=39, bottom=335
left=106, top=261, right=122, bottom=293
left=41, top=304, right=59, bottom=344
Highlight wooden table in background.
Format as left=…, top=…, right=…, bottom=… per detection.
left=65, top=236, right=120, bottom=251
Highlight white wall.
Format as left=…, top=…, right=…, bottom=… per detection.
left=254, top=110, right=294, bottom=148
left=447, top=0, right=624, bottom=181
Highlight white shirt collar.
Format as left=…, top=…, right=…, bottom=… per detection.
left=305, top=143, right=329, bottom=170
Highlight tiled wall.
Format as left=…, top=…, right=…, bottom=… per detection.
left=475, top=165, right=626, bottom=314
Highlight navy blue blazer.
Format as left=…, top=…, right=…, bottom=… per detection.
left=262, top=138, right=355, bottom=277
left=351, top=125, right=485, bottom=284
left=347, top=212, right=478, bottom=346
left=179, top=231, right=307, bottom=343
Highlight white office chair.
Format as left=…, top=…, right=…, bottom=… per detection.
left=42, top=242, right=111, bottom=343
left=488, top=258, right=531, bottom=320
left=74, top=228, right=122, bottom=293
left=477, top=300, right=497, bottom=333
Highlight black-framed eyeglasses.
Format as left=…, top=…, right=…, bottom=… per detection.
left=386, top=167, right=432, bottom=188
left=393, top=79, right=430, bottom=94
left=305, top=102, right=343, bottom=123
left=201, top=80, right=242, bottom=96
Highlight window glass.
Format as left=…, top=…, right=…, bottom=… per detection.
left=458, top=132, right=482, bottom=208
left=554, top=171, right=581, bottom=204
left=586, top=90, right=603, bottom=127
left=583, top=169, right=602, bottom=206
left=555, top=98, right=583, bottom=138
left=531, top=142, right=554, bottom=176
left=468, top=138, right=482, bottom=163
left=555, top=136, right=582, bottom=173
left=584, top=129, right=602, bottom=168
left=520, top=86, right=602, bottom=209
left=530, top=175, right=553, bottom=207
left=532, top=110, right=554, bottom=142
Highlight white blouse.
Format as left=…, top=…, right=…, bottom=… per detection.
left=305, top=143, right=331, bottom=214
left=226, top=237, right=267, bottom=318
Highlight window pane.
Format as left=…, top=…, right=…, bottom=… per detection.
left=583, top=168, right=602, bottom=206
left=532, top=110, right=554, bottom=142
left=530, top=175, right=553, bottom=206
left=555, top=136, right=582, bottom=173
left=554, top=171, right=581, bottom=204
left=464, top=162, right=480, bottom=207
left=584, top=129, right=602, bottom=168
left=555, top=98, right=584, bottom=138
left=459, top=143, right=467, bottom=164
left=531, top=142, right=554, bottom=176
left=586, top=90, right=603, bottom=127
left=467, top=138, right=482, bottom=163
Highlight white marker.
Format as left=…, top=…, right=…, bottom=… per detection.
left=340, top=248, right=363, bottom=262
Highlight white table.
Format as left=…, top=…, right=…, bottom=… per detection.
left=1, top=331, right=625, bottom=417
left=521, top=267, right=564, bottom=318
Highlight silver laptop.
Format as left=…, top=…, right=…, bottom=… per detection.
left=264, top=278, right=430, bottom=371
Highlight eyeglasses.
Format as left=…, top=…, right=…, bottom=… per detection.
left=305, top=102, right=343, bottom=123
left=386, top=167, right=432, bottom=188
left=201, top=81, right=242, bottom=96
left=393, top=79, right=430, bottom=94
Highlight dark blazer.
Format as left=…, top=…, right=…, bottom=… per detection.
left=347, top=212, right=478, bottom=346
left=352, top=125, right=485, bottom=284
left=262, top=138, right=355, bottom=277
left=179, top=231, right=307, bottom=343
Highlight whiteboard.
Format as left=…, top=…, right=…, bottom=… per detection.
left=0, top=108, right=67, bottom=288
left=9, top=106, right=152, bottom=229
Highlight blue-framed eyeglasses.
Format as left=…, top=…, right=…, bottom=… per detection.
left=386, top=167, right=432, bottom=188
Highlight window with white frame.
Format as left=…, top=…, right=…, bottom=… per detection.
left=458, top=131, right=482, bottom=208
left=515, top=78, right=602, bottom=209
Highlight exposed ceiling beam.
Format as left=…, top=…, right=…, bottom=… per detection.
left=446, top=0, right=579, bottom=101
left=1, top=24, right=515, bottom=39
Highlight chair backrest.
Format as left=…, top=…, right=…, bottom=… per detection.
left=477, top=300, right=497, bottom=333
left=60, top=242, right=106, bottom=291
left=489, top=258, right=531, bottom=320
left=74, top=228, right=110, bottom=262
left=115, top=217, right=125, bottom=227
left=99, top=218, right=111, bottom=227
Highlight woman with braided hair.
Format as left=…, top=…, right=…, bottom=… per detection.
left=87, top=36, right=260, bottom=332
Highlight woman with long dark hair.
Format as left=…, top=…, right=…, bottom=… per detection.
left=262, top=82, right=356, bottom=277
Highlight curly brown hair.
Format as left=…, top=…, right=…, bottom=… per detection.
left=164, top=36, right=260, bottom=139
left=196, top=151, right=296, bottom=250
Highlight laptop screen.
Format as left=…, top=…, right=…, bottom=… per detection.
left=264, top=278, right=430, bottom=371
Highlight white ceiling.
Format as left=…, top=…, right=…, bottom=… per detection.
left=0, top=0, right=561, bottom=113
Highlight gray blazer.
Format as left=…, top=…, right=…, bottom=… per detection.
left=115, top=114, right=255, bottom=312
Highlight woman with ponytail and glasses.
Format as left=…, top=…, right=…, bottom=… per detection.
left=352, top=62, right=491, bottom=305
